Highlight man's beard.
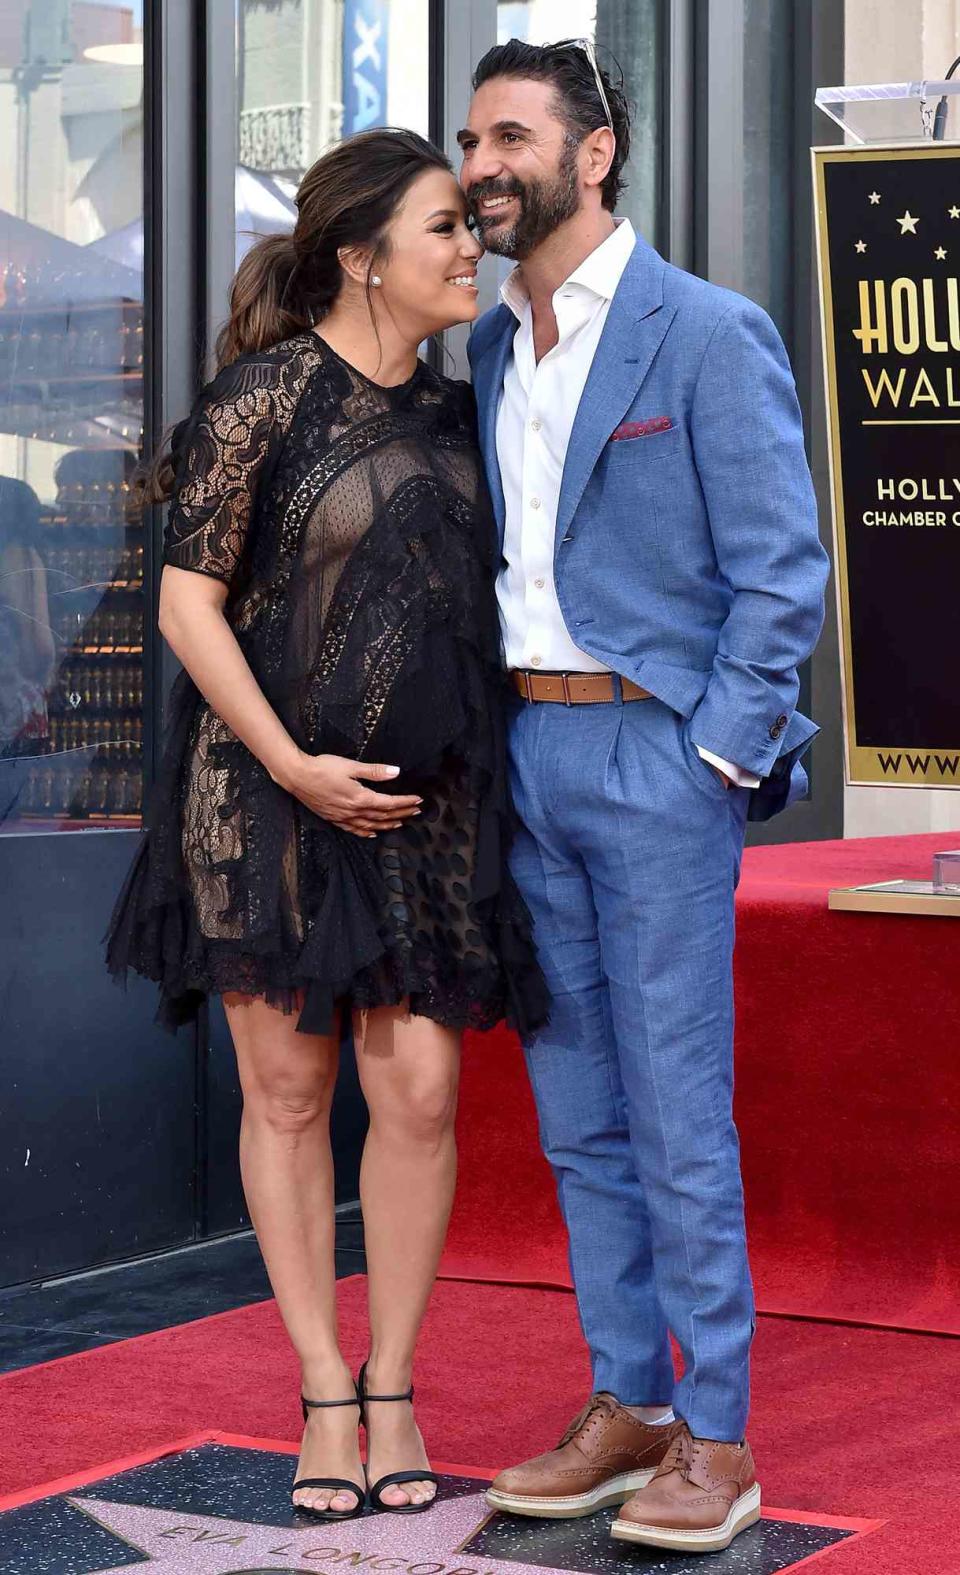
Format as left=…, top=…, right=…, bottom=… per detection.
left=470, top=138, right=581, bottom=260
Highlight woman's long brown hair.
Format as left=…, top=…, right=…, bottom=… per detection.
left=133, top=127, right=452, bottom=517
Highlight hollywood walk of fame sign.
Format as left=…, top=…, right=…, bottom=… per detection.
left=813, top=143, right=960, bottom=787
left=0, top=1436, right=884, bottom=1575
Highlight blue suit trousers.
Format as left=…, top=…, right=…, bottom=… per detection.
left=506, top=689, right=755, bottom=1442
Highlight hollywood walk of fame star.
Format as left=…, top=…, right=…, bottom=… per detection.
left=69, top=1489, right=565, bottom=1575
left=868, top=191, right=881, bottom=204
left=935, top=246, right=948, bottom=260
left=897, top=210, right=919, bottom=234
left=949, top=205, right=960, bottom=219
left=855, top=240, right=867, bottom=253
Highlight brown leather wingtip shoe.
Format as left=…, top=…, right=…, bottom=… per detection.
left=485, top=1394, right=684, bottom=1520
left=610, top=1426, right=761, bottom=1553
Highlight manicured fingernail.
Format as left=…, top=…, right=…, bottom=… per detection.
left=385, top=766, right=400, bottom=777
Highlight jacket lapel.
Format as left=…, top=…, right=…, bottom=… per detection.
left=470, top=306, right=514, bottom=545
left=555, top=241, right=675, bottom=544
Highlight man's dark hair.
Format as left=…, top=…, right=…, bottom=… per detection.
left=472, top=38, right=631, bottom=212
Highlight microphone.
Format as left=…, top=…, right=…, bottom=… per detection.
left=932, top=55, right=960, bottom=141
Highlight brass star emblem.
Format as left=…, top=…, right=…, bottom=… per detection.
left=897, top=210, right=919, bottom=234
left=935, top=246, right=948, bottom=260
left=868, top=191, right=881, bottom=204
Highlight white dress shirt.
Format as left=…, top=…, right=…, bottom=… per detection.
left=494, top=219, right=759, bottom=789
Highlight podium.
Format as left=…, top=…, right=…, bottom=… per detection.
left=815, top=77, right=960, bottom=143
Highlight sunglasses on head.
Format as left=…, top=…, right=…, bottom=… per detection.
left=553, top=36, right=615, bottom=132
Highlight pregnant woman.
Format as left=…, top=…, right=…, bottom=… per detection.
left=106, top=128, right=547, bottom=1521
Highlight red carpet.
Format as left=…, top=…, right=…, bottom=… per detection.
left=1, top=1277, right=957, bottom=1573
left=444, top=832, right=960, bottom=1336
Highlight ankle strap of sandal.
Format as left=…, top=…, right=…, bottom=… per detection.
left=301, top=1395, right=361, bottom=1409
left=358, top=1361, right=413, bottom=1402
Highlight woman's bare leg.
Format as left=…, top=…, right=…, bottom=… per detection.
left=353, top=1004, right=461, bottom=1507
left=225, top=992, right=363, bottom=1514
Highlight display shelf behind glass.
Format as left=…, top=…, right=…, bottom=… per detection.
left=0, top=290, right=145, bottom=834
left=0, top=0, right=147, bottom=835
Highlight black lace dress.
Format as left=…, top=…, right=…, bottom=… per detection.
left=105, top=332, right=549, bottom=1038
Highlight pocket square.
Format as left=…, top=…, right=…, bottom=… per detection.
left=610, top=416, right=673, bottom=440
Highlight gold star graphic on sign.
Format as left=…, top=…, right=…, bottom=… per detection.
left=935, top=246, right=948, bottom=259
left=950, top=205, right=960, bottom=219
left=855, top=239, right=867, bottom=253
left=868, top=191, right=881, bottom=204
left=897, top=210, right=919, bottom=234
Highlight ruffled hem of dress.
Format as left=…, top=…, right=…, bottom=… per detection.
left=104, top=826, right=550, bottom=1042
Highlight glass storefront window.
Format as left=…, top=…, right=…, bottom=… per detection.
left=235, top=0, right=432, bottom=268
left=0, top=0, right=145, bottom=833
left=496, top=0, right=664, bottom=252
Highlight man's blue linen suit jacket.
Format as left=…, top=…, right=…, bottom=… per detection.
left=468, top=232, right=831, bottom=821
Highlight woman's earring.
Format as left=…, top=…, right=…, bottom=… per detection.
left=371, top=275, right=383, bottom=288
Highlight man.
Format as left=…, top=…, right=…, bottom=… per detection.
left=459, top=39, right=829, bottom=1557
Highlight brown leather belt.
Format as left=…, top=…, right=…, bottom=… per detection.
left=511, top=670, right=653, bottom=705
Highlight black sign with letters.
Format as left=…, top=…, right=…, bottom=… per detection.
left=814, top=143, right=960, bottom=786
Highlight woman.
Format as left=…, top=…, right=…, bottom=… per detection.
left=106, top=129, right=548, bottom=1521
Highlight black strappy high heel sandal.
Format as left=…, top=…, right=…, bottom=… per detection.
left=291, top=1393, right=367, bottom=1520
left=357, top=1361, right=440, bottom=1514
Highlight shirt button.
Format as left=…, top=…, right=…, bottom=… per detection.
left=531, top=654, right=542, bottom=667
left=530, top=496, right=541, bottom=510
left=534, top=577, right=545, bottom=589
left=530, top=419, right=541, bottom=432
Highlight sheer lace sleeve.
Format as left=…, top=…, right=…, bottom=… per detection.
left=163, top=348, right=312, bottom=585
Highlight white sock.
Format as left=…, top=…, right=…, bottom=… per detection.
left=651, top=1409, right=676, bottom=1425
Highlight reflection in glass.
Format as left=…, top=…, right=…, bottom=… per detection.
left=0, top=477, right=56, bottom=756
left=235, top=0, right=432, bottom=266
left=0, top=0, right=144, bottom=832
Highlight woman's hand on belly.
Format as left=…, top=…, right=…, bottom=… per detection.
left=279, top=752, right=423, bottom=838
